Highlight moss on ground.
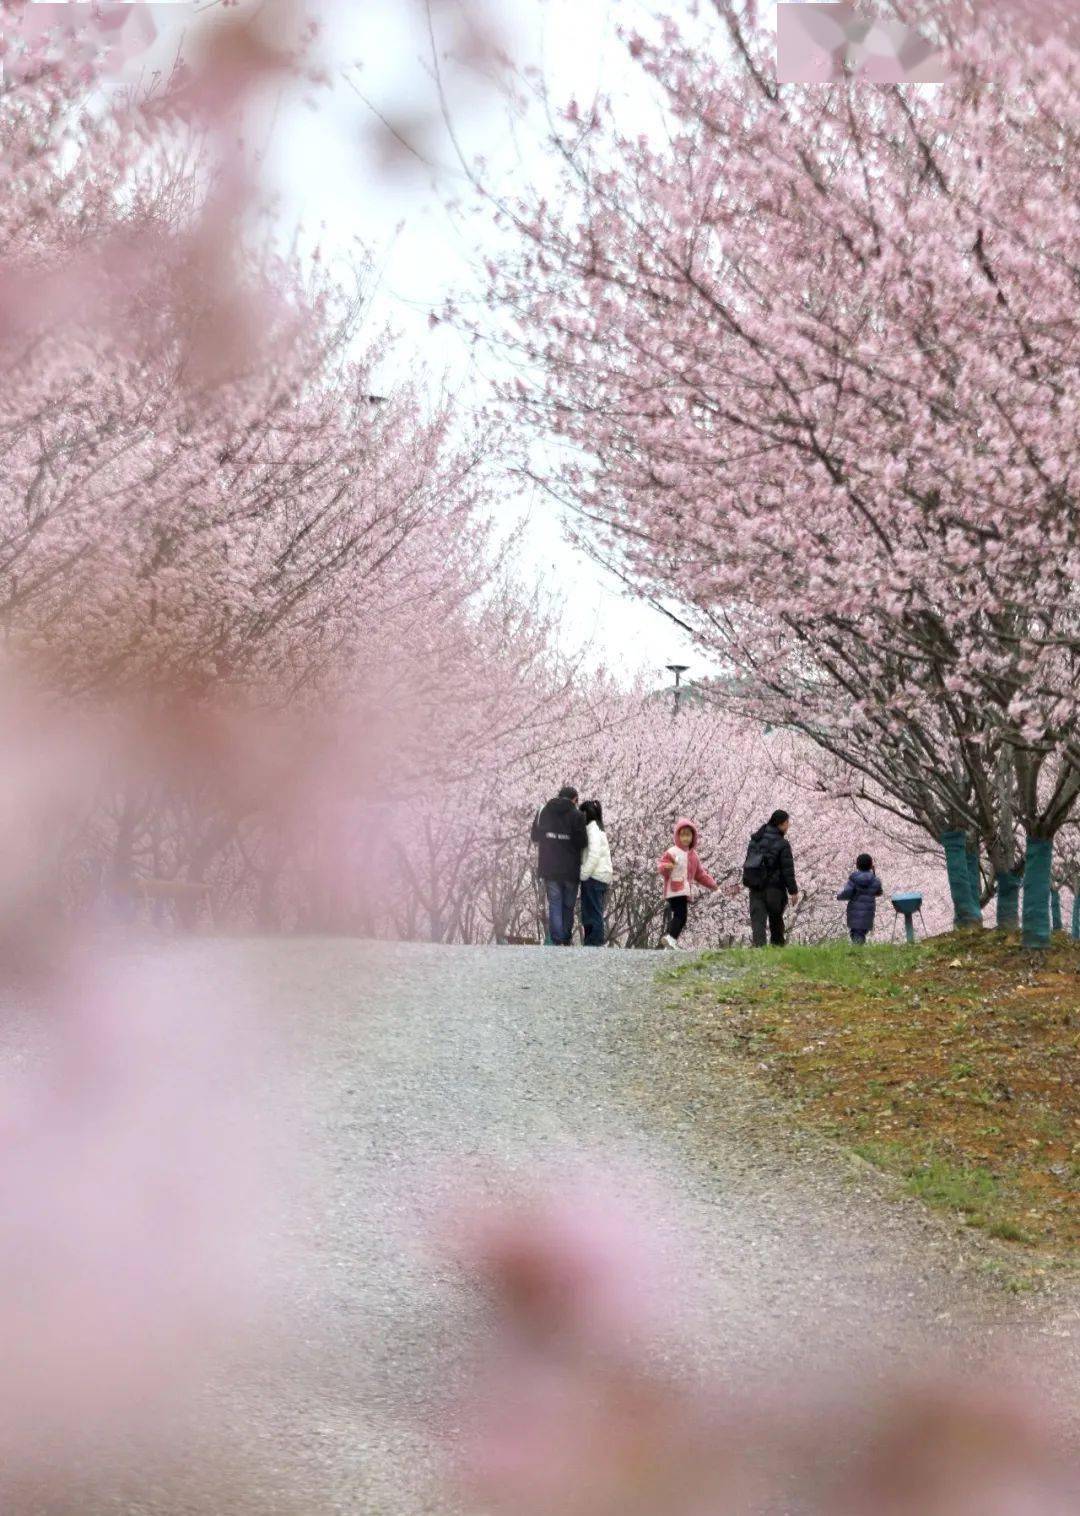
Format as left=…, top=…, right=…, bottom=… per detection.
left=662, top=930, right=1080, bottom=1260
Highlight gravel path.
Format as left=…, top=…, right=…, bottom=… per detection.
left=22, top=939, right=1080, bottom=1513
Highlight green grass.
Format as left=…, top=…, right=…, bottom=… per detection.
left=987, top=1219, right=1037, bottom=1245
left=906, top=1158, right=999, bottom=1216
left=660, top=930, right=1080, bottom=1263
left=694, top=940, right=924, bottom=988
left=851, top=1140, right=993, bottom=1204
left=1028, top=1103, right=1066, bottom=1140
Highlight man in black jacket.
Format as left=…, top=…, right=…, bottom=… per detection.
left=531, top=786, right=588, bottom=945
left=747, top=809, right=799, bottom=947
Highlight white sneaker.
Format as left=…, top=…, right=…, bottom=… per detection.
left=661, top=934, right=682, bottom=950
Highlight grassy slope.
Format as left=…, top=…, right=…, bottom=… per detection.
left=663, top=931, right=1080, bottom=1262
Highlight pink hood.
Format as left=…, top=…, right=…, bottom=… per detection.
left=672, top=817, right=699, bottom=849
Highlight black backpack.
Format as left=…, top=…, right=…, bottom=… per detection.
left=742, top=835, right=771, bottom=889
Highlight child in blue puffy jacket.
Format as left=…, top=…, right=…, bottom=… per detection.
left=837, top=853, right=883, bottom=944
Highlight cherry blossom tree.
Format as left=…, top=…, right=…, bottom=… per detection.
left=0, top=3, right=582, bottom=1504
left=1050, top=821, right=1080, bottom=939
left=372, top=693, right=951, bottom=947
left=0, top=2, right=577, bottom=932
left=476, top=0, right=1080, bottom=947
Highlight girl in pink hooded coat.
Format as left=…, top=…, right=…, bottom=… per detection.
left=657, top=817, right=718, bottom=949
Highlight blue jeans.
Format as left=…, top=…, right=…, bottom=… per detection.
left=580, top=879, right=608, bottom=946
left=544, top=879, right=578, bottom=945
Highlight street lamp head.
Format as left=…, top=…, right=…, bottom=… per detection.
left=665, top=664, right=690, bottom=718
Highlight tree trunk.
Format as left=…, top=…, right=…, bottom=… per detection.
left=994, top=871, right=1022, bottom=929
left=1051, top=888, right=1063, bottom=934
left=966, top=843, right=983, bottom=914
left=989, top=752, right=1020, bottom=879
left=1021, top=835, right=1052, bottom=949
left=1072, top=892, right=1080, bottom=941
left=941, top=829, right=981, bottom=927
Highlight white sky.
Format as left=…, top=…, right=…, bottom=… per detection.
left=262, top=0, right=707, bottom=686
left=85, top=0, right=710, bottom=685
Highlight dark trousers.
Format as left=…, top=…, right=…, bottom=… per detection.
left=749, top=886, right=787, bottom=947
left=544, top=878, right=578, bottom=945
left=850, top=928, right=868, bottom=945
left=580, top=879, right=608, bottom=946
left=663, top=895, right=689, bottom=941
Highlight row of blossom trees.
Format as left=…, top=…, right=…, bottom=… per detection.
left=0, top=0, right=960, bottom=948
left=0, top=0, right=576, bottom=934
left=475, top=0, right=1080, bottom=947
left=0, top=11, right=611, bottom=1504
left=366, top=693, right=954, bottom=948
left=6, top=0, right=1071, bottom=949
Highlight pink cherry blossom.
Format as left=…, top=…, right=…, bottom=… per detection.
left=475, top=0, right=1080, bottom=939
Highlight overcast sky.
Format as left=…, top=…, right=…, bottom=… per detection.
left=97, top=0, right=710, bottom=684
left=260, top=0, right=708, bottom=687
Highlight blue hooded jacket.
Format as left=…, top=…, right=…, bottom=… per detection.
left=837, top=868, right=883, bottom=932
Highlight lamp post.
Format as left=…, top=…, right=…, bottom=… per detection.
left=666, top=663, right=690, bottom=717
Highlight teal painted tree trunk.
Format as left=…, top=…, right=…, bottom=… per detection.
left=1021, top=837, right=1052, bottom=949
left=966, top=845, right=982, bottom=916
left=1072, top=893, right=1080, bottom=941
left=941, top=830, right=981, bottom=927
left=995, top=871, right=1022, bottom=929
left=1051, top=888, right=1063, bottom=933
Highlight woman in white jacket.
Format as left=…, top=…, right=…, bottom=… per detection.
left=579, top=800, right=613, bottom=946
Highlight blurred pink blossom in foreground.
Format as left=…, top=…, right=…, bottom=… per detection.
left=454, top=1184, right=1078, bottom=1516
left=0, top=1, right=186, bottom=86
left=0, top=675, right=320, bottom=1502
left=0, top=949, right=287, bottom=1475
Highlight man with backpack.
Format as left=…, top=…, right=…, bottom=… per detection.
left=530, top=785, right=588, bottom=945
left=742, top=810, right=799, bottom=947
